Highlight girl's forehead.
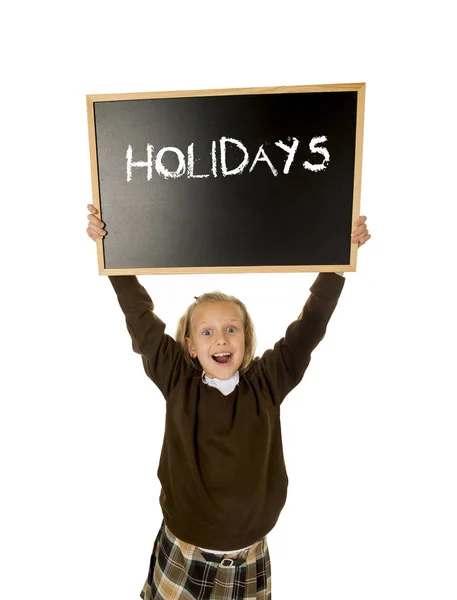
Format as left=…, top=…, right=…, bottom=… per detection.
left=193, top=301, right=243, bottom=325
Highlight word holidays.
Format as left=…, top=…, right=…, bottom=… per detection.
left=126, top=136, right=330, bottom=181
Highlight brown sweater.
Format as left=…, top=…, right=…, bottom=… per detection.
left=109, top=273, right=345, bottom=550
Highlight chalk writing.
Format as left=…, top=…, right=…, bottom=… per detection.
left=126, top=136, right=329, bottom=181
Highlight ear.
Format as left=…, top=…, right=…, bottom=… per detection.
left=185, top=337, right=197, bottom=358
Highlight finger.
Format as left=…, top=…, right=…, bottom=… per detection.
left=355, top=233, right=371, bottom=247
left=89, top=223, right=106, bottom=237
left=361, top=232, right=371, bottom=245
left=87, top=227, right=104, bottom=241
left=87, top=204, right=97, bottom=213
left=87, top=214, right=104, bottom=227
left=351, top=216, right=367, bottom=231
left=88, top=222, right=106, bottom=238
left=351, top=223, right=367, bottom=237
left=351, top=229, right=370, bottom=244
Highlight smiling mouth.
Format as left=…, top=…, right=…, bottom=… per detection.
left=212, top=352, right=232, bottom=364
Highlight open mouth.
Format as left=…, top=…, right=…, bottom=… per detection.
left=212, top=352, right=232, bottom=364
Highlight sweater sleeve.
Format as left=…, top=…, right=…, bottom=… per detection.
left=108, top=275, right=185, bottom=397
left=257, top=272, right=345, bottom=402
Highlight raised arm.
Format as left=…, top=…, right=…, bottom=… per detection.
left=255, top=214, right=371, bottom=402
left=257, top=272, right=345, bottom=402
left=86, top=204, right=185, bottom=397
left=108, top=276, right=185, bottom=396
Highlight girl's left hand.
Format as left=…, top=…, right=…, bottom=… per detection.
left=351, top=216, right=371, bottom=247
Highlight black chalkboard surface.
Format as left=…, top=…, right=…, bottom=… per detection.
left=87, top=83, right=365, bottom=274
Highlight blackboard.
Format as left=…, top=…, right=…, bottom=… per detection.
left=87, top=83, right=365, bottom=274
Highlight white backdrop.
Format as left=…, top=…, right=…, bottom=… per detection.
left=1, top=1, right=456, bottom=599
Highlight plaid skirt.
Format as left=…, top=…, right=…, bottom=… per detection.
left=140, top=520, right=271, bottom=600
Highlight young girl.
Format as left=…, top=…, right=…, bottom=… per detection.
left=86, top=204, right=370, bottom=600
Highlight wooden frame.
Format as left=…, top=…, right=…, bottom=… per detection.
left=87, top=82, right=365, bottom=275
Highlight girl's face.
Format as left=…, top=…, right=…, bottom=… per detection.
left=186, top=301, right=245, bottom=380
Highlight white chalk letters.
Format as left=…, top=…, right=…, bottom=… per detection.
left=126, top=136, right=329, bottom=182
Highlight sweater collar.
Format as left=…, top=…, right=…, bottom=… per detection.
left=202, top=370, right=240, bottom=396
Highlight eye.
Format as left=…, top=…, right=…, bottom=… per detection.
left=227, top=326, right=236, bottom=333
left=202, top=329, right=212, bottom=336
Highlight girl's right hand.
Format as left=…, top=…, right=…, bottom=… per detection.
left=86, top=204, right=107, bottom=241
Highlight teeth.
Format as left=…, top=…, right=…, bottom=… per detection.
left=213, top=353, right=231, bottom=357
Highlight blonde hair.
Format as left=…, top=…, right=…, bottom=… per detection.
left=176, top=292, right=256, bottom=375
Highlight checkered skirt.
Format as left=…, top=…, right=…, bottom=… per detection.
left=140, top=520, right=271, bottom=600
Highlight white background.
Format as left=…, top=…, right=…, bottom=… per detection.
left=1, top=1, right=456, bottom=599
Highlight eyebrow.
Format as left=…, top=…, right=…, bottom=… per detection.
left=198, top=319, right=242, bottom=327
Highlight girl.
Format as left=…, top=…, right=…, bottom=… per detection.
left=86, top=204, right=370, bottom=600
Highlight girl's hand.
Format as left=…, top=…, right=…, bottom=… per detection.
left=86, top=204, right=107, bottom=241
left=351, top=215, right=371, bottom=247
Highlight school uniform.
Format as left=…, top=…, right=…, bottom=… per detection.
left=109, top=273, right=344, bottom=599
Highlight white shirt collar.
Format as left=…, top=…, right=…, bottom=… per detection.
left=202, top=370, right=240, bottom=396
